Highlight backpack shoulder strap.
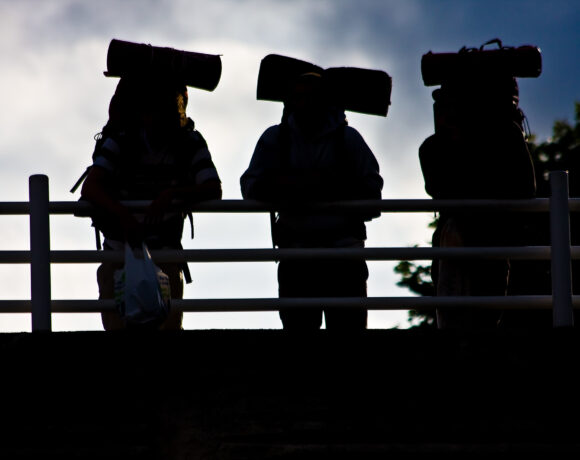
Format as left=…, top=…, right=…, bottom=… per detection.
left=70, top=166, right=92, bottom=194
left=269, top=120, right=292, bottom=249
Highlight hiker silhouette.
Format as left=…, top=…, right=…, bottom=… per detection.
left=419, top=40, right=540, bottom=329
left=241, top=55, right=389, bottom=331
left=77, top=40, right=223, bottom=330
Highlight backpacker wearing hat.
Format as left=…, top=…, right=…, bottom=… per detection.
left=74, top=40, right=223, bottom=330
left=240, top=54, right=389, bottom=331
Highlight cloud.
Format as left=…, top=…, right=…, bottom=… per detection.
left=0, top=0, right=579, bottom=331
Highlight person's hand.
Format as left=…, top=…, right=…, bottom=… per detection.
left=145, top=189, right=175, bottom=225
left=119, top=208, right=143, bottom=246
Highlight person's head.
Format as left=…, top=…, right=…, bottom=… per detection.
left=286, top=72, right=329, bottom=131
left=433, top=74, right=521, bottom=136
left=108, top=74, right=189, bottom=133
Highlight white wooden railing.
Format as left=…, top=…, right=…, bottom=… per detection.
left=2, top=171, right=576, bottom=331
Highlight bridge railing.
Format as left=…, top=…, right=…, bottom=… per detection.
left=2, top=171, right=576, bottom=331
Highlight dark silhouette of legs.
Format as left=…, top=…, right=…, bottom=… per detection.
left=278, top=259, right=368, bottom=331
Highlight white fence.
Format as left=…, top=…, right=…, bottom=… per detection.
left=2, top=171, right=577, bottom=331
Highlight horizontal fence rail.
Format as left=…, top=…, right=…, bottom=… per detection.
left=0, top=172, right=575, bottom=331
left=28, top=197, right=580, bottom=215
left=50, top=198, right=554, bottom=214
left=0, top=246, right=559, bottom=264
left=0, top=295, right=570, bottom=314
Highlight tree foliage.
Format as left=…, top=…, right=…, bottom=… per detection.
left=528, top=102, right=580, bottom=197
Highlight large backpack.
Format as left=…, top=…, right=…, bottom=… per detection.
left=419, top=39, right=540, bottom=203
left=70, top=122, right=208, bottom=284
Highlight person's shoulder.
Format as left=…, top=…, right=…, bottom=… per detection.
left=262, top=124, right=282, bottom=138
left=180, top=120, right=208, bottom=149
left=419, top=133, right=438, bottom=146
left=92, top=126, right=126, bottom=162
left=419, top=133, right=440, bottom=153
left=343, top=124, right=367, bottom=142
left=343, top=124, right=361, bottom=135
left=256, top=124, right=283, bottom=147
left=341, top=125, right=373, bottom=153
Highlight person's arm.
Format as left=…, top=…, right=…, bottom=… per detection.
left=241, top=126, right=288, bottom=201
left=80, top=165, right=141, bottom=239
left=504, top=126, right=537, bottom=199
left=145, top=179, right=222, bottom=223
left=339, top=127, right=384, bottom=201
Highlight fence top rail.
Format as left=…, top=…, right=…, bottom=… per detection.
left=1, top=197, right=562, bottom=216
left=0, top=246, right=557, bottom=264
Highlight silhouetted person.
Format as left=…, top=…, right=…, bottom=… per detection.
left=241, top=72, right=383, bottom=331
left=81, top=74, right=222, bottom=330
left=419, top=75, right=536, bottom=329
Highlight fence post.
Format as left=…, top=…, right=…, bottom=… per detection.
left=549, top=170, right=574, bottom=327
left=29, top=174, right=52, bottom=332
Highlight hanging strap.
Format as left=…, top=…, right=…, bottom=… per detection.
left=187, top=212, right=194, bottom=239
left=174, top=240, right=192, bottom=284
left=183, top=212, right=194, bottom=282
left=182, top=264, right=192, bottom=284
left=269, top=211, right=277, bottom=250
left=70, top=166, right=92, bottom=193
left=95, top=228, right=102, bottom=251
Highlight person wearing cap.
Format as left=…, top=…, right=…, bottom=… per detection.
left=81, top=74, right=222, bottom=330
left=241, top=71, right=383, bottom=331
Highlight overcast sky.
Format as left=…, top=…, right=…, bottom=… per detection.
left=1, top=0, right=579, bottom=332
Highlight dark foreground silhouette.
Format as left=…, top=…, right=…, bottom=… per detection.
left=419, top=40, right=540, bottom=329
left=2, top=328, right=580, bottom=459
left=241, top=55, right=389, bottom=331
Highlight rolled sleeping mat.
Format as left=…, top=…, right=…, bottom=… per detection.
left=104, top=38, right=222, bottom=91
left=421, top=41, right=542, bottom=87
left=257, top=54, right=392, bottom=117
left=324, top=66, right=392, bottom=117
left=256, top=54, right=323, bottom=103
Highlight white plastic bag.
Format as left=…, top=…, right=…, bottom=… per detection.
left=114, top=242, right=171, bottom=328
